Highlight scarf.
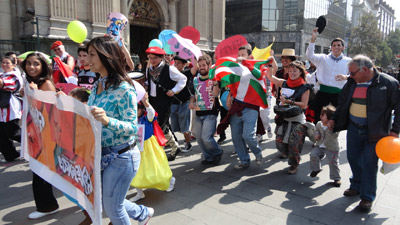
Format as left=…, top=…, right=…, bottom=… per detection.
left=98, top=76, right=108, bottom=90
left=286, top=77, right=305, bottom=88
left=329, top=54, right=343, bottom=62
left=148, top=63, right=165, bottom=83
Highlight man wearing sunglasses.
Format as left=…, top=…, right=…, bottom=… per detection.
left=50, top=41, right=75, bottom=84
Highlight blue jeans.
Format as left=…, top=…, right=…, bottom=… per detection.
left=346, top=122, right=379, bottom=202
left=102, top=146, right=150, bottom=225
left=230, top=107, right=262, bottom=164
left=170, top=101, right=191, bottom=133
left=194, top=114, right=222, bottom=161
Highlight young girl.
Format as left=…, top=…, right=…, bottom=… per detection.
left=130, top=93, right=175, bottom=202
left=0, top=56, right=23, bottom=162
left=21, top=52, right=60, bottom=220
left=309, top=105, right=341, bottom=187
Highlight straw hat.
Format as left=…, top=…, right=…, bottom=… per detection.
left=276, top=48, right=299, bottom=58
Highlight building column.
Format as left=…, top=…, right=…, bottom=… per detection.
left=168, top=0, right=177, bottom=31
left=121, top=0, right=130, bottom=46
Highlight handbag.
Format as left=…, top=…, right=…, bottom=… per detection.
left=0, top=90, right=11, bottom=108
left=274, top=104, right=302, bottom=118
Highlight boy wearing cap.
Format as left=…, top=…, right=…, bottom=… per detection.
left=146, top=46, right=187, bottom=161
left=51, top=40, right=75, bottom=84
left=170, top=55, right=197, bottom=153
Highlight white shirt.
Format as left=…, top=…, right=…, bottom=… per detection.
left=306, top=43, right=351, bottom=89
left=148, top=61, right=187, bottom=97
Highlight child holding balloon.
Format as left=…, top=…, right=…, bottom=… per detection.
left=309, top=105, right=341, bottom=187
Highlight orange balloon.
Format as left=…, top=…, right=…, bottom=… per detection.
left=376, top=136, right=400, bottom=164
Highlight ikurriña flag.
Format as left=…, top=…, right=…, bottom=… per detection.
left=209, top=58, right=272, bottom=109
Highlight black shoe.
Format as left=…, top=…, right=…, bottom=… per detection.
left=167, top=148, right=181, bottom=161
left=201, top=160, right=213, bottom=165
left=167, top=154, right=176, bottom=161
left=358, top=199, right=372, bottom=212
left=212, top=150, right=223, bottom=165
left=310, top=170, right=322, bottom=177
left=217, top=136, right=226, bottom=144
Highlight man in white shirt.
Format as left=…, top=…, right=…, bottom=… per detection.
left=146, top=46, right=187, bottom=161
left=306, top=28, right=351, bottom=124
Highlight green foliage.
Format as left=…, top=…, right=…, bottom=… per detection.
left=348, top=13, right=381, bottom=59
left=386, top=29, right=400, bottom=56
left=376, top=41, right=393, bottom=68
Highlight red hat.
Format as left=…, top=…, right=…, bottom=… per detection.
left=145, top=47, right=166, bottom=55
left=51, top=41, right=63, bottom=50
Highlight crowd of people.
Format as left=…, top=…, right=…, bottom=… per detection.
left=1, top=25, right=399, bottom=224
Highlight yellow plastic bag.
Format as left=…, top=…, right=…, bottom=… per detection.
left=131, top=135, right=172, bottom=190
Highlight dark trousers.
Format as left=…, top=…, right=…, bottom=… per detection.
left=309, top=91, right=339, bottom=124
left=0, top=119, right=21, bottom=161
left=32, top=173, right=59, bottom=212
left=219, top=106, right=228, bottom=138
left=149, top=96, right=172, bottom=131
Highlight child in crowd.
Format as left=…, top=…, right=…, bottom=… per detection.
left=130, top=93, right=176, bottom=202
left=309, top=105, right=341, bottom=187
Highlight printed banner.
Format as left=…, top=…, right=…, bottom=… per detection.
left=21, top=84, right=102, bottom=225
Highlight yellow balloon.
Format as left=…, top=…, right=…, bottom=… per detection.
left=67, top=20, right=87, bottom=43
left=252, top=43, right=274, bottom=60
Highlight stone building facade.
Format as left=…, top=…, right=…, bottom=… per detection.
left=0, top=0, right=225, bottom=63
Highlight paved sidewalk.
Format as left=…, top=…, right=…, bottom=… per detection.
left=1, top=127, right=400, bottom=225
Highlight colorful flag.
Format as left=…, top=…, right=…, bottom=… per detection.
left=53, top=57, right=78, bottom=84
left=209, top=58, right=272, bottom=108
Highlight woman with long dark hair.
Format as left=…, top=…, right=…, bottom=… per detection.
left=86, top=36, right=153, bottom=225
left=21, top=52, right=60, bottom=220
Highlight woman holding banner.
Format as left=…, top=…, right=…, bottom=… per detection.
left=86, top=36, right=153, bottom=225
left=21, top=52, right=60, bottom=220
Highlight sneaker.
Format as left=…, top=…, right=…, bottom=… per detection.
left=217, top=136, right=226, bottom=144
left=267, top=127, right=273, bottom=138
left=287, top=166, right=298, bottom=175
left=181, top=143, right=193, bottom=153
left=358, top=199, right=372, bottom=212
left=257, top=134, right=263, bottom=143
left=310, top=170, right=322, bottom=177
left=138, top=207, right=154, bottom=225
left=333, top=180, right=342, bottom=187
left=129, top=191, right=145, bottom=202
left=255, top=155, right=263, bottom=166
left=166, top=177, right=176, bottom=192
left=190, top=135, right=196, bottom=141
left=233, top=163, right=250, bottom=169
left=28, top=208, right=59, bottom=220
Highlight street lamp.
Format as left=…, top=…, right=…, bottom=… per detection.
left=26, top=8, right=40, bottom=51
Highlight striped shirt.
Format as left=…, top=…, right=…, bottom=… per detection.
left=0, top=71, right=23, bottom=122
left=349, top=82, right=371, bottom=125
